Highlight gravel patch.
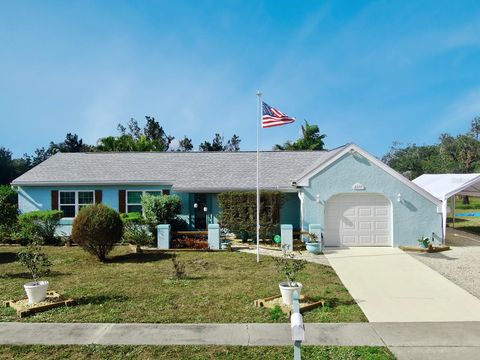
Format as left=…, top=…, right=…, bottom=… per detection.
left=409, top=229, right=480, bottom=299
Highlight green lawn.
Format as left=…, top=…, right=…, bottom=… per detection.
left=0, top=345, right=395, bottom=360
left=447, top=196, right=480, bottom=235
left=0, top=246, right=366, bottom=323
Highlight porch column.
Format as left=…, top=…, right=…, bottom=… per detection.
left=281, top=224, right=293, bottom=250
left=208, top=223, right=220, bottom=250
left=157, top=224, right=171, bottom=249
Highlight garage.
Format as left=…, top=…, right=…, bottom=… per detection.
left=325, top=193, right=392, bottom=247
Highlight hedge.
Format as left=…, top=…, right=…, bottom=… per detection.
left=218, top=191, right=284, bottom=240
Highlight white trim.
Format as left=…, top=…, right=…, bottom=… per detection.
left=58, top=190, right=95, bottom=218
left=296, top=143, right=442, bottom=207
left=125, top=189, right=169, bottom=214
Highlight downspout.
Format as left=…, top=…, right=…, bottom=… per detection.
left=298, top=191, right=304, bottom=232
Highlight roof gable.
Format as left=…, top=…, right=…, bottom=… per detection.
left=295, top=143, right=441, bottom=206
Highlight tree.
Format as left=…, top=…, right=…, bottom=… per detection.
left=199, top=133, right=241, bottom=151
left=470, top=117, right=480, bottom=140
left=0, top=147, right=15, bottom=184
left=226, top=134, right=241, bottom=151
left=178, top=136, right=193, bottom=152
left=382, top=142, right=444, bottom=179
left=97, top=116, right=174, bottom=152
left=274, top=120, right=326, bottom=151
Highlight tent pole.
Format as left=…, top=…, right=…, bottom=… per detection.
left=453, top=195, right=456, bottom=229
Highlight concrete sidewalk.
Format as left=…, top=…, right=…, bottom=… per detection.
left=324, top=247, right=480, bottom=322
left=2, top=322, right=480, bottom=359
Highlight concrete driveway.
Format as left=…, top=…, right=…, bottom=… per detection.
left=324, top=247, right=480, bottom=322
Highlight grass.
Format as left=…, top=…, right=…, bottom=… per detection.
left=447, top=196, right=480, bottom=235
left=0, top=246, right=366, bottom=323
left=0, top=345, right=395, bottom=359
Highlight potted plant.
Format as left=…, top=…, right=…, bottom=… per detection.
left=418, top=236, right=430, bottom=249
left=274, top=245, right=307, bottom=305
left=17, top=240, right=52, bottom=304
left=304, top=232, right=323, bottom=254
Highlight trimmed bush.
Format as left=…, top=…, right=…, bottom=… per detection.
left=18, top=210, right=63, bottom=245
left=0, top=186, right=18, bottom=242
left=218, top=191, right=284, bottom=240
left=72, top=204, right=123, bottom=262
left=142, top=194, right=182, bottom=226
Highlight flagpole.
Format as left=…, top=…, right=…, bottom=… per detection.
left=256, top=91, right=262, bottom=263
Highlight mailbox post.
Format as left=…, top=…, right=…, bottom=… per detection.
left=291, top=289, right=304, bottom=360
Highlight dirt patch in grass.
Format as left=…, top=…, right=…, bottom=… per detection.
left=0, top=246, right=366, bottom=323
left=0, top=345, right=395, bottom=360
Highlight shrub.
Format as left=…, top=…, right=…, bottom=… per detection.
left=218, top=191, right=284, bottom=240
left=17, top=241, right=52, bottom=283
left=142, top=194, right=182, bottom=226
left=71, top=204, right=123, bottom=262
left=121, top=212, right=154, bottom=247
left=18, top=210, right=63, bottom=245
left=172, top=236, right=208, bottom=249
left=0, top=186, right=18, bottom=242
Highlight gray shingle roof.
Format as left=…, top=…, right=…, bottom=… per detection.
left=11, top=147, right=346, bottom=191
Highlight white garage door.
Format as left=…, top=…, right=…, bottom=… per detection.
left=325, top=194, right=391, bottom=247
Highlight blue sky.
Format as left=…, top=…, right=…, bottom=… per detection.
left=1, top=1, right=480, bottom=158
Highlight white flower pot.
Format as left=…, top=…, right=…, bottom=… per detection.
left=279, top=282, right=303, bottom=305
left=24, top=281, right=49, bottom=304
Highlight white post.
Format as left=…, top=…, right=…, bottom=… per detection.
left=256, top=91, right=262, bottom=263
left=453, top=195, right=456, bottom=228
left=442, top=196, right=448, bottom=244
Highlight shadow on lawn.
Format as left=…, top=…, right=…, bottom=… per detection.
left=78, top=294, right=129, bottom=305
left=0, top=270, right=72, bottom=279
left=0, top=252, right=18, bottom=264
left=108, top=252, right=172, bottom=264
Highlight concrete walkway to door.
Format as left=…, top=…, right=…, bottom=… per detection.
left=324, top=247, right=480, bottom=322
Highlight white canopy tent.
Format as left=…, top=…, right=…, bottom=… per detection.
left=413, top=173, right=480, bottom=242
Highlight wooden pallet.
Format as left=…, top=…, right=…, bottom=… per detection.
left=4, top=291, right=75, bottom=318
left=254, top=294, right=324, bottom=316
left=400, top=245, right=450, bottom=253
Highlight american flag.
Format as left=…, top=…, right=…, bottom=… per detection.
left=262, top=102, right=296, bottom=128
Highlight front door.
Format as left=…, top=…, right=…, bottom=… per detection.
left=194, top=194, right=207, bottom=230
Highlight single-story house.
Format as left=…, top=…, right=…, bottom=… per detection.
left=11, top=143, right=443, bottom=247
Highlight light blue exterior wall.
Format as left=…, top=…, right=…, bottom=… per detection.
left=18, top=185, right=173, bottom=236
left=301, top=152, right=442, bottom=247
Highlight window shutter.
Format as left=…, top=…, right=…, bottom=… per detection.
left=51, top=190, right=59, bottom=210
left=95, top=190, right=102, bottom=204
left=119, top=190, right=126, bottom=213
left=163, top=189, right=170, bottom=196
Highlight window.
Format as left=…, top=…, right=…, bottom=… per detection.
left=59, top=191, right=95, bottom=217
left=126, top=190, right=169, bottom=213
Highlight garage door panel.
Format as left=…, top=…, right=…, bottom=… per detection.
left=358, top=208, right=372, bottom=217
left=359, top=221, right=372, bottom=230
left=359, top=235, right=372, bottom=244
left=375, top=208, right=388, bottom=216
left=325, top=194, right=391, bottom=247
left=375, top=222, right=388, bottom=230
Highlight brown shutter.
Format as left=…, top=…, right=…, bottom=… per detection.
left=51, top=190, right=59, bottom=210
left=163, top=189, right=170, bottom=196
left=95, top=190, right=102, bottom=204
left=119, top=190, right=126, bottom=213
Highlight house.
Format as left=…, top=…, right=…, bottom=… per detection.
left=11, top=143, right=443, bottom=247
